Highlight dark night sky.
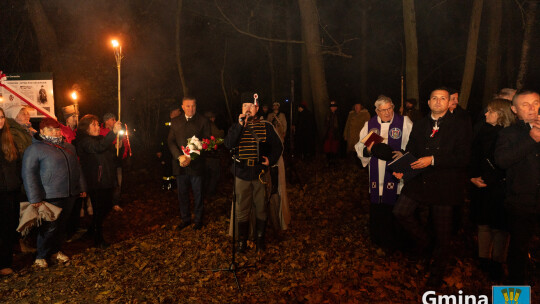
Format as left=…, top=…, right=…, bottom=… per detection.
left=1, top=0, right=539, bottom=130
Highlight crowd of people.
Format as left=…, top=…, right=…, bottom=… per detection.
left=0, top=105, right=128, bottom=274
left=355, top=87, right=539, bottom=287
left=1, top=87, right=538, bottom=291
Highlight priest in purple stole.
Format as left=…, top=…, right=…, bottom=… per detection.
left=355, top=95, right=413, bottom=250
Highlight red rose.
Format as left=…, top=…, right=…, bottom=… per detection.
left=202, top=143, right=208, bottom=149
left=214, top=144, right=218, bottom=150
left=210, top=136, right=216, bottom=140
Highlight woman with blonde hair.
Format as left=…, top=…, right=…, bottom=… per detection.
left=0, top=107, right=22, bottom=276
left=469, top=98, right=515, bottom=281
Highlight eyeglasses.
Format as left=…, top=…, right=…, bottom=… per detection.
left=376, top=107, right=393, bottom=113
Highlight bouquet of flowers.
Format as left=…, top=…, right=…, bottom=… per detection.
left=181, top=136, right=203, bottom=160
left=201, top=136, right=224, bottom=151
left=179, top=136, right=224, bottom=167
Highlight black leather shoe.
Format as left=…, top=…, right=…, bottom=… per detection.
left=256, top=219, right=266, bottom=252
left=176, top=222, right=191, bottom=231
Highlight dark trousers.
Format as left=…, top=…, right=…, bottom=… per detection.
left=506, top=210, right=539, bottom=284
left=36, top=196, right=76, bottom=259
left=177, top=175, right=203, bottom=224
left=66, top=197, right=83, bottom=237
left=204, top=158, right=220, bottom=196
left=0, top=192, right=19, bottom=268
left=88, top=189, right=113, bottom=242
left=369, top=202, right=406, bottom=251
left=393, top=195, right=453, bottom=269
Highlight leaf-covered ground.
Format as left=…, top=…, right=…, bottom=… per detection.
left=1, top=156, right=538, bottom=303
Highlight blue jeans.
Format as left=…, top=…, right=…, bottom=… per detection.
left=36, top=196, right=76, bottom=259
left=176, top=175, right=203, bottom=224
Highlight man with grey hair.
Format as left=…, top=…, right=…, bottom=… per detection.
left=495, top=89, right=540, bottom=284
left=355, top=95, right=412, bottom=251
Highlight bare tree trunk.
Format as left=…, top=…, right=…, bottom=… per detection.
left=402, top=0, right=419, bottom=103
left=176, top=0, right=189, bottom=97
left=221, top=40, right=233, bottom=124
left=298, top=0, right=329, bottom=138
left=267, top=1, right=276, bottom=103
left=301, top=43, right=313, bottom=109
left=359, top=1, right=369, bottom=106
left=285, top=0, right=295, bottom=93
left=25, top=0, right=65, bottom=105
left=515, top=0, right=538, bottom=91
left=483, top=0, right=503, bottom=106
left=459, top=0, right=483, bottom=109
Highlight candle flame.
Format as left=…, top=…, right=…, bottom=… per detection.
left=111, top=40, right=119, bottom=48
left=71, top=91, right=78, bottom=100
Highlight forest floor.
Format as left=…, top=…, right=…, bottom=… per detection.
left=0, top=155, right=538, bottom=303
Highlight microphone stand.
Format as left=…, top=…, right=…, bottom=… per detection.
left=206, top=125, right=254, bottom=291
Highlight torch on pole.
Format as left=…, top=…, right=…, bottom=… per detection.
left=112, top=39, right=123, bottom=156
left=71, top=91, right=79, bottom=126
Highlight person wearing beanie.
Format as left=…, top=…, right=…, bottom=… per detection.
left=224, top=93, right=283, bottom=252
left=5, top=105, right=34, bottom=156
left=22, top=118, right=86, bottom=267
left=323, top=101, right=341, bottom=166
left=61, top=105, right=78, bottom=144
left=267, top=102, right=287, bottom=141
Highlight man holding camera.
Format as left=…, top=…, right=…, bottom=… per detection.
left=224, top=94, right=283, bottom=252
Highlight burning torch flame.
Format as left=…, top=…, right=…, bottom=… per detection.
left=71, top=91, right=78, bottom=100
left=111, top=40, right=119, bottom=48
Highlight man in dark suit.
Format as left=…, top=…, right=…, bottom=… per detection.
left=495, top=90, right=540, bottom=284
left=393, top=87, right=471, bottom=287
left=168, top=97, right=210, bottom=230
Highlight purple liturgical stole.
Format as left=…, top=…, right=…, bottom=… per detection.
left=368, top=114, right=404, bottom=205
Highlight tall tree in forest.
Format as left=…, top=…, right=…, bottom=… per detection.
left=402, top=0, right=419, bottom=103
left=515, top=0, right=538, bottom=91
left=298, top=0, right=329, bottom=137
left=359, top=0, right=369, bottom=106
left=459, top=0, right=483, bottom=109
left=25, top=0, right=65, bottom=105
left=483, top=0, right=502, bottom=106
left=176, top=0, right=189, bottom=97
left=300, top=34, right=313, bottom=110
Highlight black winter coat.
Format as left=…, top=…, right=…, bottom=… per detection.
left=75, top=132, right=117, bottom=190
left=469, top=123, right=506, bottom=226
left=495, top=120, right=540, bottom=214
left=167, top=113, right=211, bottom=176
left=400, top=112, right=471, bottom=206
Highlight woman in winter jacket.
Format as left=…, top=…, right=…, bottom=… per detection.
left=74, top=114, right=121, bottom=248
left=0, top=108, right=22, bottom=276
left=22, top=118, right=86, bottom=268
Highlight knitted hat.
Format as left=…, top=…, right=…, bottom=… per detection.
left=4, top=105, right=25, bottom=119
left=39, top=117, right=62, bottom=130
left=103, top=112, right=116, bottom=122
left=62, top=105, right=77, bottom=119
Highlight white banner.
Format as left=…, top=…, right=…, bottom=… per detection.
left=0, top=72, right=56, bottom=119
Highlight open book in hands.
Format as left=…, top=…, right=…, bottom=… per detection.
left=387, top=152, right=427, bottom=181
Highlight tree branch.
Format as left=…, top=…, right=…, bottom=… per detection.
left=214, top=0, right=304, bottom=44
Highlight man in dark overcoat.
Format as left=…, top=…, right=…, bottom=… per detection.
left=495, top=90, right=540, bottom=284
left=392, top=87, right=471, bottom=287
left=168, top=97, right=210, bottom=230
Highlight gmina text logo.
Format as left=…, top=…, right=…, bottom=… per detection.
left=422, top=290, right=488, bottom=304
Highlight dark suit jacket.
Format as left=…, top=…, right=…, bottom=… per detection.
left=400, top=112, right=471, bottom=205
left=495, top=120, right=540, bottom=214
left=168, top=113, right=211, bottom=176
